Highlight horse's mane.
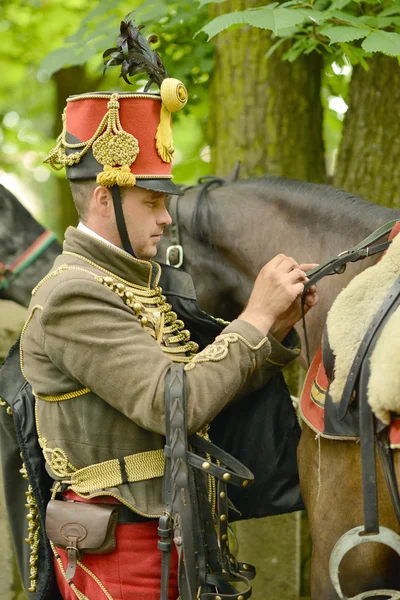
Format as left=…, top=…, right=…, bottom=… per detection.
left=191, top=176, right=400, bottom=247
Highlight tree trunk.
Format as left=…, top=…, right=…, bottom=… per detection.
left=209, top=0, right=325, bottom=183
left=208, top=2, right=323, bottom=598
left=335, top=55, right=400, bottom=208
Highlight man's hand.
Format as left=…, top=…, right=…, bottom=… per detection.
left=239, top=255, right=311, bottom=336
left=270, top=263, right=319, bottom=342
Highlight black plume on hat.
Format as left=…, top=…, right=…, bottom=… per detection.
left=102, top=13, right=168, bottom=90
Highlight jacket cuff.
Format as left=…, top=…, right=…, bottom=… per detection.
left=267, top=328, right=301, bottom=368
left=222, top=319, right=271, bottom=366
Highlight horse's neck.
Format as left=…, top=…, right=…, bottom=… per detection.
left=178, top=181, right=400, bottom=330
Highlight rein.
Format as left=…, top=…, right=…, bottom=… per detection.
left=0, top=229, right=57, bottom=292
left=301, top=219, right=399, bottom=367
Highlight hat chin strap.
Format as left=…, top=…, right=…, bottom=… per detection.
left=111, top=186, right=136, bottom=257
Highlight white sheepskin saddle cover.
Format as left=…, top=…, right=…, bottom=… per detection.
left=327, top=232, right=400, bottom=425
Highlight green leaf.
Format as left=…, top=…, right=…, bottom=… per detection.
left=320, top=25, right=369, bottom=43
left=380, top=4, right=400, bottom=17
left=292, top=8, right=328, bottom=24
left=265, top=36, right=287, bottom=59
left=282, top=38, right=308, bottom=61
left=196, top=10, right=252, bottom=39
left=362, top=30, right=400, bottom=56
left=329, top=10, right=366, bottom=27
left=197, top=0, right=228, bottom=5
left=329, top=0, right=352, bottom=10
left=245, top=7, right=308, bottom=34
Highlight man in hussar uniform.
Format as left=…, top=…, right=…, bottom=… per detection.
left=20, top=16, right=318, bottom=600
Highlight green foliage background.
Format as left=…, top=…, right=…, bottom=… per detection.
left=0, top=0, right=381, bottom=229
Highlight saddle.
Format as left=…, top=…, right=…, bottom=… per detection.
left=300, top=222, right=400, bottom=600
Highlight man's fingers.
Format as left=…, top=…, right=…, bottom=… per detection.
left=293, top=282, right=305, bottom=297
left=299, top=263, right=319, bottom=272
left=305, top=292, right=319, bottom=308
left=287, top=268, right=307, bottom=283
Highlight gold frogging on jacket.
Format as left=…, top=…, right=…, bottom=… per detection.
left=95, top=274, right=198, bottom=359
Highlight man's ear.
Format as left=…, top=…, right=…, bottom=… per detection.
left=92, top=185, right=113, bottom=217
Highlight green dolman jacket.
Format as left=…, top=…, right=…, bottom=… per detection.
left=21, top=227, right=300, bottom=518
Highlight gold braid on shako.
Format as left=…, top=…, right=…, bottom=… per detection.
left=44, top=14, right=188, bottom=188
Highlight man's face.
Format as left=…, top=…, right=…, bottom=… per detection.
left=121, top=187, right=172, bottom=260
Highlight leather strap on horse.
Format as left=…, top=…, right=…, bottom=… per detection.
left=160, top=364, right=256, bottom=599
left=328, top=277, right=400, bottom=598
left=165, top=195, right=184, bottom=268
left=0, top=229, right=57, bottom=292
left=338, top=276, right=400, bottom=421
left=301, top=220, right=399, bottom=366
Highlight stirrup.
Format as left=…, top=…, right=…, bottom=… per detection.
left=329, top=525, right=400, bottom=600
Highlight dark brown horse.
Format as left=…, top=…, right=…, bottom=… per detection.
left=157, top=176, right=400, bottom=600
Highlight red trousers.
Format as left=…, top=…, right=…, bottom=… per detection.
left=54, top=494, right=179, bottom=600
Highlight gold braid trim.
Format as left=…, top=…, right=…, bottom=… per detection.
left=69, top=449, right=165, bottom=494
left=18, top=461, right=41, bottom=593
left=95, top=275, right=199, bottom=361
left=184, top=332, right=269, bottom=372
left=36, top=388, right=90, bottom=402
left=44, top=93, right=139, bottom=187
left=196, top=425, right=217, bottom=516
left=20, top=304, right=43, bottom=379
left=39, top=438, right=78, bottom=479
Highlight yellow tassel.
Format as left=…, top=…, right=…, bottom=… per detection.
left=155, top=105, right=175, bottom=164
left=155, top=78, right=188, bottom=163
left=160, top=78, right=188, bottom=113
left=96, top=165, right=136, bottom=188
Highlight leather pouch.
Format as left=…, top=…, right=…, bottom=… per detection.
left=45, top=499, right=118, bottom=579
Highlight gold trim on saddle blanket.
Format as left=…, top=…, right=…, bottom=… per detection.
left=311, top=380, right=326, bottom=408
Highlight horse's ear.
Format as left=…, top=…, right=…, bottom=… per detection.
left=224, top=161, right=241, bottom=182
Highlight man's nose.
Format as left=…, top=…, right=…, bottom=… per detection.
left=159, top=206, right=172, bottom=226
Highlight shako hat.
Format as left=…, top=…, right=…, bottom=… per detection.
left=44, top=15, right=187, bottom=197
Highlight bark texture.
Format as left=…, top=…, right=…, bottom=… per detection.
left=209, top=0, right=326, bottom=182
left=335, top=55, right=400, bottom=208
left=207, top=2, right=324, bottom=597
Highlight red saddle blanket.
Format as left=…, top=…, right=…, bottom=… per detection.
left=300, top=222, right=400, bottom=449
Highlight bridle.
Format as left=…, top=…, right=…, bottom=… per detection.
left=164, top=176, right=227, bottom=269
left=0, top=229, right=57, bottom=294
left=165, top=194, right=184, bottom=268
